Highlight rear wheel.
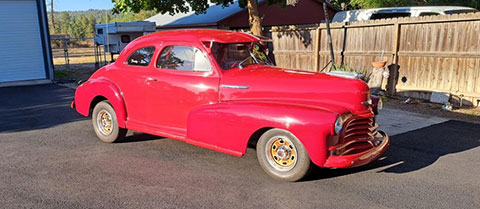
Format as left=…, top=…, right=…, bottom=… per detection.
left=92, top=101, right=127, bottom=143
left=257, top=129, right=312, bottom=181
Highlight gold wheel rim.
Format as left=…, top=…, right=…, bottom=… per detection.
left=97, top=110, right=113, bottom=136
left=265, top=136, right=297, bottom=171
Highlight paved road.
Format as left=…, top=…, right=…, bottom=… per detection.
left=1, top=84, right=479, bottom=209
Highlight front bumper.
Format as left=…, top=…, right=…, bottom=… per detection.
left=323, top=131, right=390, bottom=168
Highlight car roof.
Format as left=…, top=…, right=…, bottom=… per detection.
left=332, top=6, right=478, bottom=22
left=119, top=29, right=261, bottom=59
left=136, top=29, right=260, bottom=44
left=338, top=6, right=477, bottom=14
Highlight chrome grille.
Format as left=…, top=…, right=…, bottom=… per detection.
left=342, top=116, right=376, bottom=142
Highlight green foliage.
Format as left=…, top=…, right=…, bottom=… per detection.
left=54, top=70, right=71, bottom=80
left=333, top=64, right=372, bottom=83
left=112, top=0, right=286, bottom=15
left=349, top=0, right=416, bottom=9
left=48, top=9, right=157, bottom=38
left=427, top=0, right=480, bottom=9
left=381, top=95, right=390, bottom=102
left=111, top=0, right=287, bottom=36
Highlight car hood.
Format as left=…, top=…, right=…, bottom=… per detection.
left=219, top=65, right=371, bottom=114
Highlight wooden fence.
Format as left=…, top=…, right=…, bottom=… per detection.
left=271, top=13, right=480, bottom=106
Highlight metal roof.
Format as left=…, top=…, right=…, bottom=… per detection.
left=145, top=11, right=195, bottom=26
left=147, top=0, right=336, bottom=28
left=146, top=0, right=265, bottom=28
left=94, top=21, right=156, bottom=34
left=164, top=1, right=254, bottom=27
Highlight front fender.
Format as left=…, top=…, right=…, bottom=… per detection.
left=187, top=101, right=339, bottom=166
left=74, top=78, right=127, bottom=128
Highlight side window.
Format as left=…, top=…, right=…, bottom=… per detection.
left=121, top=35, right=131, bottom=43
left=157, top=46, right=211, bottom=72
left=419, top=12, right=440, bottom=17
left=127, top=47, right=155, bottom=66
left=193, top=48, right=211, bottom=72
left=370, top=12, right=411, bottom=20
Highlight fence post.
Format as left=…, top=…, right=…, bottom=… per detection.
left=388, top=22, right=401, bottom=95
left=341, top=22, right=348, bottom=67
left=62, top=38, right=70, bottom=71
left=314, top=27, right=321, bottom=72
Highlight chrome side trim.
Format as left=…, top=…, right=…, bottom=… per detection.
left=220, top=84, right=250, bottom=89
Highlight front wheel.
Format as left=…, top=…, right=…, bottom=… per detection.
left=257, top=129, right=312, bottom=181
left=92, top=101, right=127, bottom=143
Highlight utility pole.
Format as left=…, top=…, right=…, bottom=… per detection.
left=50, top=0, right=55, bottom=31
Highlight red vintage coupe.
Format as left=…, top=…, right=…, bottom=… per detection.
left=72, top=29, right=389, bottom=181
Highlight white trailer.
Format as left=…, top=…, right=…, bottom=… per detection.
left=94, top=21, right=156, bottom=65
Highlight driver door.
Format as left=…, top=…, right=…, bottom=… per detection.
left=144, top=42, right=220, bottom=137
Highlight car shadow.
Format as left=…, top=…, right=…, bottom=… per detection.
left=0, top=84, right=85, bottom=133
left=304, top=120, right=480, bottom=181
left=117, top=132, right=165, bottom=143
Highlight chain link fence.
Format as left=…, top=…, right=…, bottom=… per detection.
left=51, top=37, right=106, bottom=82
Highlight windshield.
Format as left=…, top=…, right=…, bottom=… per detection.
left=211, top=42, right=273, bottom=70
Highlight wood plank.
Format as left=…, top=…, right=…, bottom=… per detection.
left=314, top=28, right=321, bottom=72
left=397, top=51, right=480, bottom=58
left=474, top=59, right=480, bottom=94
left=389, top=23, right=401, bottom=94
left=271, top=15, right=480, bottom=104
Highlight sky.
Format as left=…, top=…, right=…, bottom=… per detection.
left=46, top=0, right=114, bottom=11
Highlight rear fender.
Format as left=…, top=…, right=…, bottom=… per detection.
left=187, top=101, right=338, bottom=166
left=74, top=78, right=127, bottom=128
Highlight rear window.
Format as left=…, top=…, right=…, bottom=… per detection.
left=127, top=47, right=155, bottom=67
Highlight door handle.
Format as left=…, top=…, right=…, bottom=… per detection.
left=146, top=77, right=157, bottom=82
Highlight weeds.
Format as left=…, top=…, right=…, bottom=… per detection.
left=332, top=64, right=372, bottom=83
left=54, top=70, right=71, bottom=81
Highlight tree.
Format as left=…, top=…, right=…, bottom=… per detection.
left=425, top=0, right=479, bottom=9
left=112, top=0, right=288, bottom=36
left=58, top=12, right=72, bottom=35
left=74, top=15, right=94, bottom=38
left=50, top=0, right=55, bottom=31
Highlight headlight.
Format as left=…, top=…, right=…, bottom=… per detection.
left=334, top=115, right=344, bottom=135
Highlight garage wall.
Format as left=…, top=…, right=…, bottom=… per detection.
left=0, top=0, right=53, bottom=83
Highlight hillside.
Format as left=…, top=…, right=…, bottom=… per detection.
left=48, top=9, right=157, bottom=38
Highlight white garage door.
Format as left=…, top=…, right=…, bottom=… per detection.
left=0, top=0, right=46, bottom=83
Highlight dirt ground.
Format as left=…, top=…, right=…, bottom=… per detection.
left=53, top=46, right=113, bottom=83
left=384, top=97, right=480, bottom=124
left=54, top=63, right=98, bottom=83
left=53, top=47, right=97, bottom=65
